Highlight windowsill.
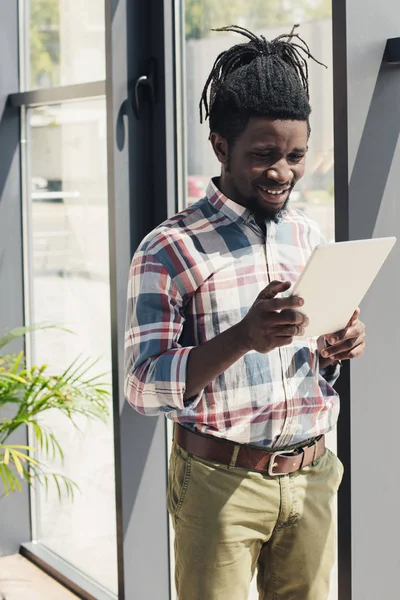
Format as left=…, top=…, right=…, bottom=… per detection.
left=18, top=543, right=118, bottom=600
left=0, top=553, right=78, bottom=599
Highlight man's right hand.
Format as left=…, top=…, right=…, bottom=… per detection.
left=236, top=280, right=308, bottom=354
left=184, top=280, right=308, bottom=400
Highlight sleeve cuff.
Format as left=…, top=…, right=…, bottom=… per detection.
left=126, top=346, right=203, bottom=415
left=170, top=346, right=203, bottom=411
left=320, top=360, right=342, bottom=386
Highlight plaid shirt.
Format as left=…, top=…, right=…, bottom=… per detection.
left=125, top=179, right=340, bottom=449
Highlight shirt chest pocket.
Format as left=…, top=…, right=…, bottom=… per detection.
left=197, top=265, right=263, bottom=326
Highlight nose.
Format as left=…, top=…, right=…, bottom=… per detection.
left=266, top=159, right=292, bottom=184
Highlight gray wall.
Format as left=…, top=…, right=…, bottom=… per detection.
left=0, top=3, right=31, bottom=554
left=342, top=3, right=400, bottom=599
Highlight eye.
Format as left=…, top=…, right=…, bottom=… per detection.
left=252, top=152, right=272, bottom=159
left=288, top=153, right=305, bottom=162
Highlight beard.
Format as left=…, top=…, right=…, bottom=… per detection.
left=246, top=190, right=292, bottom=224
left=213, top=174, right=293, bottom=223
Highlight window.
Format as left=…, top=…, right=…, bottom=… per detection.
left=27, top=0, right=105, bottom=89
left=19, top=1, right=118, bottom=595
left=178, top=0, right=335, bottom=242
left=26, top=100, right=118, bottom=594
left=173, top=2, right=337, bottom=599
left=6, top=0, right=171, bottom=597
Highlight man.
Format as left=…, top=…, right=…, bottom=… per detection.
left=125, top=25, right=365, bottom=600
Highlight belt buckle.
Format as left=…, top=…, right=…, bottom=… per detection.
left=268, top=448, right=299, bottom=477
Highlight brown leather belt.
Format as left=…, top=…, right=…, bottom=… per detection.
left=174, top=424, right=325, bottom=477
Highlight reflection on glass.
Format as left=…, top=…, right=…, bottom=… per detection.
left=28, top=100, right=117, bottom=594
left=28, top=0, right=105, bottom=89
left=183, top=0, right=334, bottom=242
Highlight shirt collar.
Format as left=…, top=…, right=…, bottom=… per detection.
left=206, top=178, right=252, bottom=225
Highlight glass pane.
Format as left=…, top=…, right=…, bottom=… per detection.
left=174, top=2, right=336, bottom=600
left=28, top=0, right=105, bottom=89
left=27, top=100, right=117, bottom=594
left=182, top=0, right=335, bottom=242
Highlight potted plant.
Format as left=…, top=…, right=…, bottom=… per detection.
left=0, top=325, right=110, bottom=500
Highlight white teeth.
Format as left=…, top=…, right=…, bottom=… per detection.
left=259, top=187, right=289, bottom=195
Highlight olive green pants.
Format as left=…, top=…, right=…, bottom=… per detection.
left=167, top=441, right=343, bottom=600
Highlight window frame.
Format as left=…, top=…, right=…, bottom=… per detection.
left=5, top=0, right=177, bottom=598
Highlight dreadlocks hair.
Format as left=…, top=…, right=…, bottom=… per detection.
left=199, top=24, right=326, bottom=145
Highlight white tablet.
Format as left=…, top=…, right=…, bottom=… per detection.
left=290, top=237, right=396, bottom=338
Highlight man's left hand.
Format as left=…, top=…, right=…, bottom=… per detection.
left=319, top=308, right=366, bottom=367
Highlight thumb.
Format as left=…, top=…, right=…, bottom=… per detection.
left=346, top=307, right=360, bottom=328
left=257, top=280, right=291, bottom=300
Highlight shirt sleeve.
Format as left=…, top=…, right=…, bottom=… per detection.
left=320, top=360, right=341, bottom=387
left=316, top=334, right=342, bottom=387
left=124, top=248, right=203, bottom=416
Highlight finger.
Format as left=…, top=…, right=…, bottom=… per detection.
left=342, top=308, right=360, bottom=329
left=325, top=328, right=346, bottom=345
left=274, top=335, right=296, bottom=347
left=261, top=295, right=305, bottom=313
left=348, top=307, right=360, bottom=327
left=257, top=280, right=291, bottom=300
left=325, top=320, right=364, bottom=346
left=321, top=335, right=362, bottom=358
left=275, top=336, right=293, bottom=348
left=346, top=322, right=365, bottom=339
left=271, top=309, right=309, bottom=327
left=325, top=315, right=362, bottom=345
left=329, top=341, right=365, bottom=361
left=276, top=324, right=306, bottom=337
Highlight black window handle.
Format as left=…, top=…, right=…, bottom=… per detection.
left=132, top=57, right=157, bottom=119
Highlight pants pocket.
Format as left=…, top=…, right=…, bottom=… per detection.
left=167, top=443, right=192, bottom=519
left=326, top=448, right=344, bottom=491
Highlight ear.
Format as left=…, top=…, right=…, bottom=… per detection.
left=210, top=132, right=229, bottom=166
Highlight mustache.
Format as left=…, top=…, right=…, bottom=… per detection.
left=256, top=181, right=294, bottom=190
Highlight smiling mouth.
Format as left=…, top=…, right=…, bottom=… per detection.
left=256, top=185, right=291, bottom=203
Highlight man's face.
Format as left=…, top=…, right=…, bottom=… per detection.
left=211, top=117, right=308, bottom=221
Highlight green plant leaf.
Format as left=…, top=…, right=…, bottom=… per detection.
left=1, top=444, right=32, bottom=450
left=0, top=464, right=10, bottom=496
left=1, top=372, right=29, bottom=385
left=1, top=462, right=21, bottom=493
left=21, top=463, right=33, bottom=485
left=49, top=433, right=64, bottom=462
left=0, top=323, right=67, bottom=351
left=53, top=472, right=62, bottom=500
left=32, top=421, right=44, bottom=450
left=10, top=450, right=24, bottom=476
left=59, top=354, right=86, bottom=383
left=0, top=323, right=110, bottom=501
left=11, top=351, right=24, bottom=374
left=9, top=447, right=39, bottom=467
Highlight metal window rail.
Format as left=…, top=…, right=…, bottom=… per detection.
left=8, top=80, right=106, bottom=108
